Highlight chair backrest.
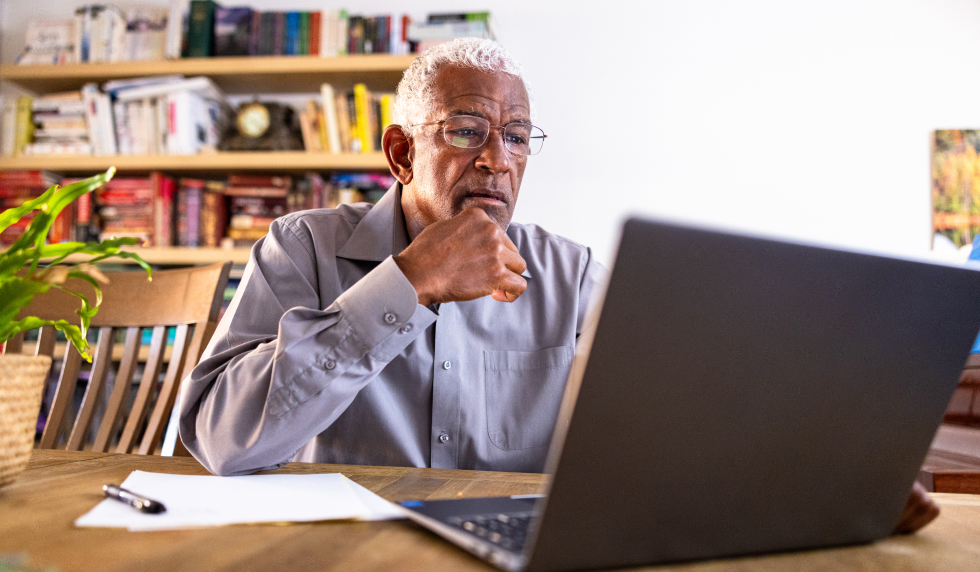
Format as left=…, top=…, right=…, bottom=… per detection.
left=3, top=262, right=231, bottom=455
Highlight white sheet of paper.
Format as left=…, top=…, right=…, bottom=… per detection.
left=343, top=476, right=407, bottom=521
left=75, top=470, right=372, bottom=531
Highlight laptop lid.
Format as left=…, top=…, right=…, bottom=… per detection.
left=525, top=217, right=980, bottom=571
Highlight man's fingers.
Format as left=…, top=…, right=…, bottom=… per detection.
left=501, top=232, right=520, bottom=254
left=893, top=482, right=941, bottom=535
left=491, top=272, right=527, bottom=303
left=502, top=248, right=527, bottom=277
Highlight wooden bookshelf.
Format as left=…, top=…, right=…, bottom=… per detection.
left=0, top=151, right=389, bottom=174
left=1, top=55, right=410, bottom=266
left=0, top=55, right=416, bottom=94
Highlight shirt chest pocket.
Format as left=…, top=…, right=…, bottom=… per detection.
left=484, top=345, right=575, bottom=451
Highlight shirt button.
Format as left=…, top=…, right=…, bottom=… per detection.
left=442, top=360, right=452, bottom=370
left=322, top=359, right=336, bottom=370
left=439, top=433, right=449, bottom=443
left=400, top=324, right=413, bottom=334
left=384, top=312, right=397, bottom=324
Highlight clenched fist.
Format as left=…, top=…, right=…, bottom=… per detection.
left=393, top=207, right=527, bottom=306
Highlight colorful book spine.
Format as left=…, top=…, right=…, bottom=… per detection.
left=309, top=12, right=321, bottom=56
left=353, top=83, right=374, bottom=153
left=299, top=12, right=310, bottom=55
left=13, top=96, right=34, bottom=157
left=186, top=0, right=218, bottom=58
left=285, top=12, right=300, bottom=55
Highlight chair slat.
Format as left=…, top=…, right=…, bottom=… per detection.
left=139, top=325, right=191, bottom=455
left=35, top=325, right=56, bottom=358
left=66, top=327, right=115, bottom=451
left=38, top=344, right=82, bottom=449
left=4, top=331, right=25, bottom=354
left=92, top=327, right=142, bottom=453
left=18, top=262, right=231, bottom=456
left=116, top=326, right=167, bottom=454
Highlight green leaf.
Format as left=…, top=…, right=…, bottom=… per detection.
left=0, top=316, right=91, bottom=362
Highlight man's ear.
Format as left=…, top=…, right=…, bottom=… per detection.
left=383, top=125, right=413, bottom=185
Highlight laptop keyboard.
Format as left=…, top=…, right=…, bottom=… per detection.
left=447, top=511, right=535, bottom=552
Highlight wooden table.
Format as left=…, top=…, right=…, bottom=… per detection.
left=3, top=451, right=980, bottom=571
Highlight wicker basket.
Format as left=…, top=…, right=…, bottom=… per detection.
left=0, top=354, right=50, bottom=488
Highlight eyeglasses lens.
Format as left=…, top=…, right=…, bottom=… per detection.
left=442, top=116, right=545, bottom=156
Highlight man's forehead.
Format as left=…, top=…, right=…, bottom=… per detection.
left=430, top=65, right=529, bottom=117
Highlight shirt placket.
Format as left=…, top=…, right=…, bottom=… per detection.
left=430, top=302, right=460, bottom=469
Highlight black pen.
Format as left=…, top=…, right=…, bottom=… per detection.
left=103, top=484, right=167, bottom=514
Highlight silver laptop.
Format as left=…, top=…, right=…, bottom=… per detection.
left=401, top=217, right=980, bottom=571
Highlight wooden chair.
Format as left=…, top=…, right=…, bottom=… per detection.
left=3, top=262, right=231, bottom=455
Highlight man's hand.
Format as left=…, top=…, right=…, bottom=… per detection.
left=394, top=208, right=528, bottom=306
left=892, top=481, right=940, bottom=534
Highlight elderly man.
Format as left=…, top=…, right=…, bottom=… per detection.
left=179, top=38, right=603, bottom=477
left=179, top=37, right=937, bottom=534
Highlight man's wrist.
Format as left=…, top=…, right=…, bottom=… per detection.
left=393, top=254, right=433, bottom=307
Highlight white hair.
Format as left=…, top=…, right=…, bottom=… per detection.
left=393, top=37, right=533, bottom=137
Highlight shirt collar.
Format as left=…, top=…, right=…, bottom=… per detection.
left=335, top=181, right=531, bottom=280
left=336, top=182, right=409, bottom=261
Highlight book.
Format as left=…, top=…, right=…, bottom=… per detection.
left=320, top=83, right=341, bottom=154
left=187, top=0, right=220, bottom=58
left=299, top=12, right=310, bottom=55
left=152, top=171, right=176, bottom=247
left=200, top=188, right=227, bottom=247
left=353, top=83, right=374, bottom=153
left=116, top=76, right=226, bottom=102
left=298, top=102, right=320, bottom=153
left=13, top=96, right=34, bottom=157
left=273, top=12, right=285, bottom=55
left=285, top=12, right=300, bottom=55
left=214, top=6, right=252, bottom=57
left=17, top=20, right=75, bottom=65
left=309, top=12, right=321, bottom=56
left=247, top=10, right=262, bottom=55
left=123, top=9, right=168, bottom=62
left=0, top=102, right=16, bottom=157
left=166, top=0, right=191, bottom=59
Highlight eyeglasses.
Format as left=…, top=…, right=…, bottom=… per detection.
left=410, top=115, right=547, bottom=156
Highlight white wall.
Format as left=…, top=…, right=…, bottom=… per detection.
left=4, top=0, right=980, bottom=265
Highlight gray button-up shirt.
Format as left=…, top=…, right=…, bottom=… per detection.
left=179, top=184, right=606, bottom=476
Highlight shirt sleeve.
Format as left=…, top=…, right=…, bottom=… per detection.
left=178, top=217, right=437, bottom=476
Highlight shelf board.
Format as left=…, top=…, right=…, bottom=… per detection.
left=52, top=246, right=253, bottom=266
left=0, top=151, right=389, bottom=174
left=0, top=54, right=416, bottom=94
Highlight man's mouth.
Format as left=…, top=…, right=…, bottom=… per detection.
left=464, top=190, right=508, bottom=206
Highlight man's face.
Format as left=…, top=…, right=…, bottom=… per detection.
left=401, top=64, right=530, bottom=235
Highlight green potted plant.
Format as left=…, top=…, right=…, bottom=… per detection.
left=0, top=167, right=151, bottom=487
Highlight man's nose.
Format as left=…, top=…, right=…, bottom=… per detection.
left=475, top=128, right=511, bottom=173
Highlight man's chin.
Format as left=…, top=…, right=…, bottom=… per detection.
left=458, top=199, right=512, bottom=230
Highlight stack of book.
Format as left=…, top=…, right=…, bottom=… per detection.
left=25, top=92, right=92, bottom=156
left=0, top=171, right=63, bottom=245
left=73, top=5, right=127, bottom=63
left=190, top=6, right=413, bottom=58
left=299, top=83, right=394, bottom=154
left=406, top=12, right=496, bottom=52
left=173, top=178, right=225, bottom=248
left=108, top=76, right=229, bottom=156
left=224, top=175, right=291, bottom=247
left=94, top=177, right=157, bottom=245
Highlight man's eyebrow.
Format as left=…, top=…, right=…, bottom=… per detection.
left=448, top=109, right=531, bottom=124
left=448, top=109, right=489, bottom=119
